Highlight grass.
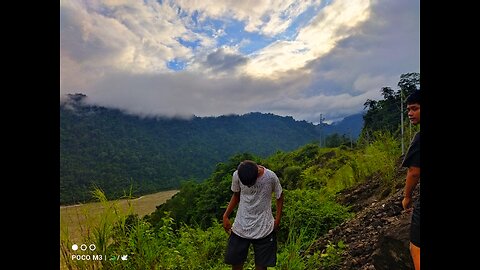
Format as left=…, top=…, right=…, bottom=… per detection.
left=60, top=189, right=178, bottom=269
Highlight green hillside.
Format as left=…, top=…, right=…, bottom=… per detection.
left=61, top=130, right=402, bottom=270
left=60, top=97, right=323, bottom=204
left=60, top=73, right=419, bottom=268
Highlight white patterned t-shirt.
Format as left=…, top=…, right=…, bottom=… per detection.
left=231, top=166, right=283, bottom=239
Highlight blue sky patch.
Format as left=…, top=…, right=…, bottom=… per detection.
left=276, top=5, right=321, bottom=41
left=167, top=58, right=187, bottom=71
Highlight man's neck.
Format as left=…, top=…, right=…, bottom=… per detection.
left=258, top=165, right=265, bottom=177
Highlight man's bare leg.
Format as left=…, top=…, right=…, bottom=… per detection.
left=410, top=242, right=420, bottom=270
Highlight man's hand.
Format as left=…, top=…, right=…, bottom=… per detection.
left=403, top=166, right=419, bottom=212
left=402, top=196, right=413, bottom=212
left=223, top=192, right=239, bottom=235
left=274, top=192, right=284, bottom=232
left=223, top=215, right=232, bottom=234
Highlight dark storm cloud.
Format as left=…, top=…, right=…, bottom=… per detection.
left=204, top=48, right=249, bottom=72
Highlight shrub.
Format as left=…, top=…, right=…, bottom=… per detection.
left=279, top=190, right=353, bottom=243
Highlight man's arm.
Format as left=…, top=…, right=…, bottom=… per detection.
left=223, top=192, right=240, bottom=233
left=402, top=166, right=420, bottom=210
left=274, top=192, right=284, bottom=231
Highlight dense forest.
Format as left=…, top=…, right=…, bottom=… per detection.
left=60, top=72, right=420, bottom=269
left=60, top=97, right=362, bottom=205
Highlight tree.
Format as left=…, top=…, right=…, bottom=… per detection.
left=397, top=72, right=420, bottom=97
left=359, top=72, right=420, bottom=145
left=363, top=99, right=378, bottom=111
left=325, top=133, right=350, bottom=148
left=381, top=87, right=395, bottom=101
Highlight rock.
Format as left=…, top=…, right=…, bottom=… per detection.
left=360, top=263, right=376, bottom=270
left=372, top=220, right=383, bottom=227
left=371, top=212, right=414, bottom=270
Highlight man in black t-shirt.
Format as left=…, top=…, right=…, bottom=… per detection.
left=402, top=90, right=421, bottom=270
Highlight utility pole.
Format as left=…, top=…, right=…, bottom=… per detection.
left=409, top=121, right=412, bottom=143
left=319, top=114, right=325, bottom=147
left=349, top=128, right=353, bottom=148
left=400, top=90, right=405, bottom=155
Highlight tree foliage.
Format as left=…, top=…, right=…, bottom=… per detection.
left=60, top=99, right=320, bottom=204
left=325, top=133, right=352, bottom=148
left=146, top=153, right=260, bottom=229
left=360, top=72, right=420, bottom=143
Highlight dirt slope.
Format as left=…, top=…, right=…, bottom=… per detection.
left=310, top=162, right=420, bottom=269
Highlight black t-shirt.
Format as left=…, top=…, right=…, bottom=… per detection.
left=402, top=132, right=420, bottom=168
left=402, top=132, right=420, bottom=209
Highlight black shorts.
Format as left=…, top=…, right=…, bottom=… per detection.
left=225, top=230, right=277, bottom=267
left=410, top=200, right=420, bottom=247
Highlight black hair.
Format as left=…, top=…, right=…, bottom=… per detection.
left=406, top=90, right=420, bottom=105
left=237, top=160, right=258, bottom=187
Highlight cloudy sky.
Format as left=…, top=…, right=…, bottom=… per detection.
left=60, top=0, right=419, bottom=123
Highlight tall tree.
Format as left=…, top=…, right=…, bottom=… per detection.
left=359, top=72, right=420, bottom=144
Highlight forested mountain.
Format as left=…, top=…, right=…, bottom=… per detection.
left=60, top=94, right=363, bottom=205
left=325, top=113, right=364, bottom=138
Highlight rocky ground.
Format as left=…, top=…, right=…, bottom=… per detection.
left=309, top=163, right=420, bottom=269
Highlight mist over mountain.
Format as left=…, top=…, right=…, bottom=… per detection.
left=60, top=94, right=363, bottom=204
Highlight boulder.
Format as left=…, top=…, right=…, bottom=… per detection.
left=372, top=212, right=414, bottom=270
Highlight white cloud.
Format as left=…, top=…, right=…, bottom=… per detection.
left=353, top=74, right=398, bottom=93
left=60, top=0, right=198, bottom=92
left=303, top=0, right=419, bottom=98
left=262, top=90, right=380, bottom=122
left=60, top=0, right=419, bottom=123
left=84, top=71, right=290, bottom=118
left=175, top=0, right=318, bottom=36
left=243, top=0, right=372, bottom=77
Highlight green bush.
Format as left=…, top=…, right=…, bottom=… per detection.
left=301, top=166, right=328, bottom=190
left=326, top=164, right=355, bottom=193
left=319, top=240, right=347, bottom=269
left=279, top=190, right=353, bottom=243
left=350, top=131, right=400, bottom=186
left=282, top=166, right=303, bottom=190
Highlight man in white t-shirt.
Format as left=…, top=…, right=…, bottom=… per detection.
left=223, top=160, right=284, bottom=270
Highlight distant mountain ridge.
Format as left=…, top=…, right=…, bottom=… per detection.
left=60, top=94, right=363, bottom=204
left=324, top=113, right=364, bottom=139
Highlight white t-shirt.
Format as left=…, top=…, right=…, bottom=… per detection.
left=231, top=166, right=283, bottom=239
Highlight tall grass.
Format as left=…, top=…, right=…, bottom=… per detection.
left=60, top=186, right=229, bottom=269
left=275, top=226, right=320, bottom=270
left=350, top=131, right=400, bottom=186
left=60, top=187, right=134, bottom=269
left=326, top=164, right=355, bottom=194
